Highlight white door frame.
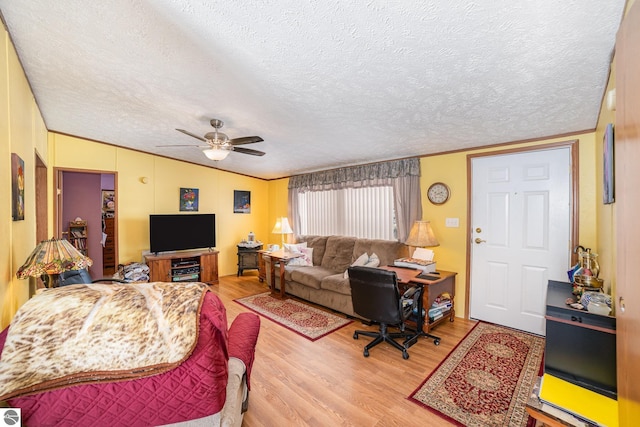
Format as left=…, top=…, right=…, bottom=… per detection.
left=464, top=140, right=579, bottom=321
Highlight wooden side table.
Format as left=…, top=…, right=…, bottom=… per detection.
left=261, top=250, right=304, bottom=299
left=258, top=250, right=267, bottom=282
left=237, top=244, right=263, bottom=276
left=525, top=377, right=591, bottom=427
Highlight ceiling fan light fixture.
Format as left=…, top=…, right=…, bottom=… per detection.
left=203, top=147, right=230, bottom=161
left=204, top=131, right=229, bottom=143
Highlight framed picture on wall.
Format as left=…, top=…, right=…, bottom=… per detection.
left=603, top=123, right=614, bottom=204
left=11, top=153, right=25, bottom=221
left=102, top=190, right=115, bottom=212
left=234, top=190, right=251, bottom=213
left=180, top=188, right=199, bottom=211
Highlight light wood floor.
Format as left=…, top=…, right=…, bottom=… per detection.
left=213, top=273, right=477, bottom=427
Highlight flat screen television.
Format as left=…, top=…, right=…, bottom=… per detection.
left=149, top=214, right=216, bottom=254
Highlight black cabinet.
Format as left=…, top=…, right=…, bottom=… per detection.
left=237, top=244, right=263, bottom=276
left=545, top=280, right=617, bottom=399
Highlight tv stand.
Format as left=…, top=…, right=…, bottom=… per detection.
left=145, top=250, right=219, bottom=285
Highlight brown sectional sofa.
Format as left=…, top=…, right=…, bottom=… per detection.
left=264, top=235, right=409, bottom=317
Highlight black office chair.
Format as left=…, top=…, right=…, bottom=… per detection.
left=348, top=266, right=419, bottom=360
left=54, top=268, right=128, bottom=287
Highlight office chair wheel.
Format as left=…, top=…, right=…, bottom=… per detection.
left=353, top=332, right=359, bottom=339
left=434, top=338, right=440, bottom=345
left=402, top=350, right=409, bottom=360
left=363, top=348, right=370, bottom=357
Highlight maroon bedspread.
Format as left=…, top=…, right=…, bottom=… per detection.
left=0, top=292, right=230, bottom=427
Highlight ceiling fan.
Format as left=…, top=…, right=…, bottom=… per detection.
left=168, top=119, right=265, bottom=161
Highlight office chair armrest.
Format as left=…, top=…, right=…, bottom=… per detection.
left=91, top=278, right=129, bottom=284
left=402, top=286, right=418, bottom=299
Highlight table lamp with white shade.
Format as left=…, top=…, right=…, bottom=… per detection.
left=272, top=217, right=293, bottom=250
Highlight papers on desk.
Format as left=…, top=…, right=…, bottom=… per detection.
left=413, top=248, right=434, bottom=261
left=394, top=248, right=436, bottom=272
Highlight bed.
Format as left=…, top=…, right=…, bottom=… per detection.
left=0, top=282, right=260, bottom=427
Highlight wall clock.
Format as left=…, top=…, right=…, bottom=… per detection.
left=427, top=182, right=450, bottom=205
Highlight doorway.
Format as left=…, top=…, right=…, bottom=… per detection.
left=32, top=152, right=48, bottom=294
left=55, top=168, right=117, bottom=278
left=467, top=143, right=577, bottom=335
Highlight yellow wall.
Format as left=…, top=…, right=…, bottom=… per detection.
left=0, top=29, right=49, bottom=328
left=266, top=178, right=291, bottom=245
left=595, top=29, right=619, bottom=301
left=52, top=133, right=270, bottom=278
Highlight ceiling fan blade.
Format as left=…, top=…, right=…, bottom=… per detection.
left=176, top=128, right=207, bottom=142
left=157, top=144, right=209, bottom=148
left=229, top=136, right=264, bottom=146
left=232, top=146, right=266, bottom=156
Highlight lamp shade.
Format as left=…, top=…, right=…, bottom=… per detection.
left=272, top=217, right=293, bottom=248
left=405, top=221, right=439, bottom=247
left=272, top=217, right=293, bottom=235
left=16, top=238, right=93, bottom=279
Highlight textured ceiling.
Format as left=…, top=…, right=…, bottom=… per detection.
left=0, top=1, right=625, bottom=179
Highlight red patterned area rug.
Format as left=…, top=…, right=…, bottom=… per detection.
left=234, top=292, right=352, bottom=341
left=409, top=322, right=544, bottom=427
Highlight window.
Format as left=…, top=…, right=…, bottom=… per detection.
left=298, top=186, right=396, bottom=240
left=288, top=157, right=422, bottom=242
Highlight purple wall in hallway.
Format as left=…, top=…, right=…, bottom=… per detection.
left=62, top=172, right=103, bottom=277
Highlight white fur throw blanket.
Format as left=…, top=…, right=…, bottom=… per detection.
left=0, top=281, right=209, bottom=401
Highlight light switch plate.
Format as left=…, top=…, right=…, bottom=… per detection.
left=445, top=217, right=459, bottom=227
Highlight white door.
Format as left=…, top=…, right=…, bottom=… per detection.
left=470, top=147, right=572, bottom=335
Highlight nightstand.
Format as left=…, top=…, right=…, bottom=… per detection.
left=237, top=244, right=263, bottom=276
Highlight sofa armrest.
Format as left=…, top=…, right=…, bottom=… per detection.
left=228, top=313, right=260, bottom=389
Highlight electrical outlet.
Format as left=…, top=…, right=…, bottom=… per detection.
left=445, top=217, right=459, bottom=228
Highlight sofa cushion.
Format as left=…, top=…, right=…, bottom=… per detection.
left=297, top=235, right=328, bottom=266
left=284, top=242, right=307, bottom=253
left=289, top=266, right=335, bottom=290
left=288, top=247, right=314, bottom=266
left=343, top=252, right=379, bottom=278
left=352, top=238, right=409, bottom=267
left=352, top=252, right=369, bottom=267
left=320, top=273, right=352, bottom=296
left=321, top=236, right=357, bottom=272
left=365, top=252, right=380, bottom=267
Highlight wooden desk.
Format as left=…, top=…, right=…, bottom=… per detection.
left=261, top=250, right=304, bottom=299
left=525, top=376, right=599, bottom=427
left=381, top=267, right=456, bottom=334
left=526, top=403, right=577, bottom=427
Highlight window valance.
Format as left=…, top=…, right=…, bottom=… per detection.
left=288, top=158, right=421, bottom=192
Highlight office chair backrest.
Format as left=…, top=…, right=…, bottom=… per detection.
left=58, top=268, right=93, bottom=286
left=58, top=269, right=128, bottom=286
left=348, top=266, right=402, bottom=325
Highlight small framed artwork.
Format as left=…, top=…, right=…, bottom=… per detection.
left=11, top=153, right=25, bottom=221
left=180, top=188, right=199, bottom=211
left=102, top=190, right=115, bottom=212
left=234, top=190, right=251, bottom=214
left=603, top=123, right=615, bottom=204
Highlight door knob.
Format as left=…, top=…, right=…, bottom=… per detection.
left=475, top=238, right=486, bottom=244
